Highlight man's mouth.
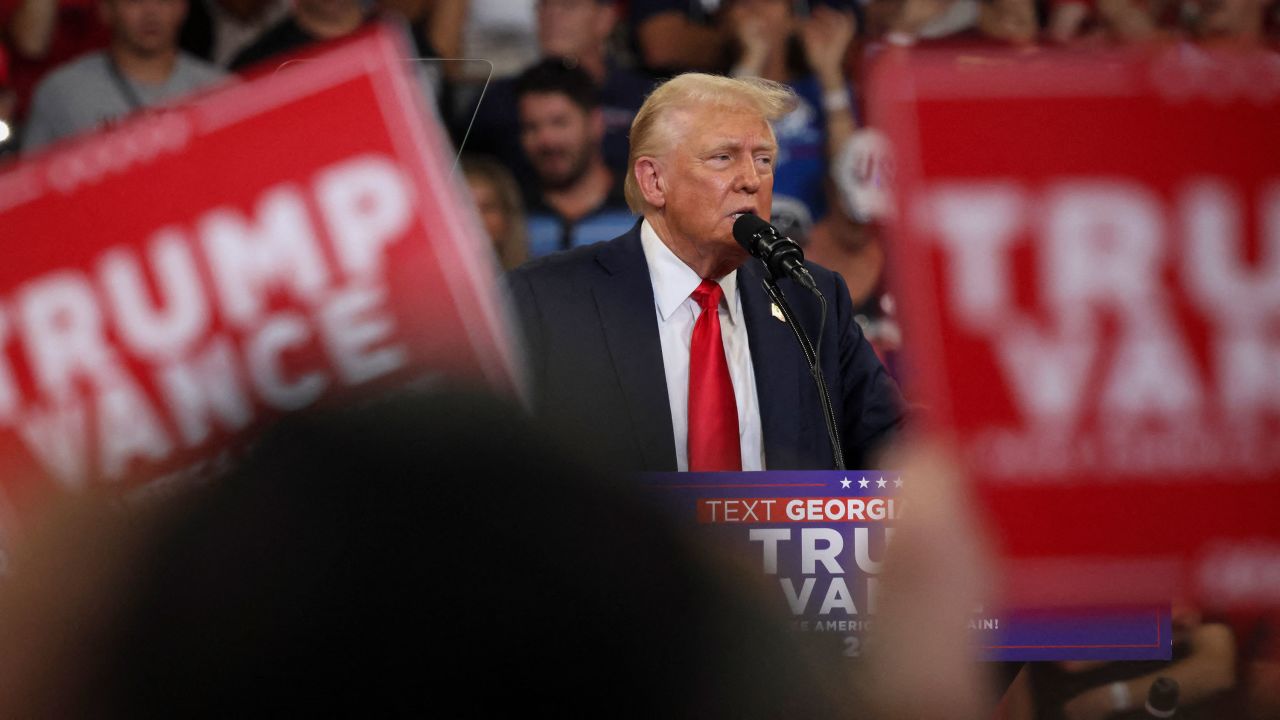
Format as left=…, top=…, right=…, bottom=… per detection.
left=730, top=209, right=756, bottom=220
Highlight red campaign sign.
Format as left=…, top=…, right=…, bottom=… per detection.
left=0, top=27, right=519, bottom=524
left=871, top=47, right=1280, bottom=609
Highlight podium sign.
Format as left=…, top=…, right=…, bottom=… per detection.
left=0, top=28, right=518, bottom=521
left=871, top=47, right=1280, bottom=608
left=645, top=471, right=1171, bottom=661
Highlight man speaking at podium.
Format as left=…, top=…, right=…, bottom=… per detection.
left=507, top=73, right=904, bottom=472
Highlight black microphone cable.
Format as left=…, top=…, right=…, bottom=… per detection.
left=734, top=214, right=846, bottom=470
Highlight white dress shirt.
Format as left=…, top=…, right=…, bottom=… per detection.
left=640, top=220, right=765, bottom=471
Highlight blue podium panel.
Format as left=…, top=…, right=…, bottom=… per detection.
left=641, top=470, right=1171, bottom=662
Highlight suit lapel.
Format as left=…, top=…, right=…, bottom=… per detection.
left=739, top=259, right=806, bottom=468
left=592, top=228, right=678, bottom=472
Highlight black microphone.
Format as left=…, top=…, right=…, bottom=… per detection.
left=732, top=213, right=817, bottom=292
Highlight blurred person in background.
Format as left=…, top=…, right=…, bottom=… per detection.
left=1046, top=0, right=1099, bottom=42
left=627, top=0, right=736, bottom=76
left=458, top=0, right=538, bottom=81
left=0, top=0, right=109, bottom=123
left=461, top=153, right=529, bottom=270
left=804, top=178, right=901, bottom=374
left=21, top=0, right=224, bottom=151
left=374, top=0, right=464, bottom=110
left=1003, top=605, right=1238, bottom=720
left=374, top=0, right=463, bottom=69
left=225, top=0, right=450, bottom=106
left=870, top=0, right=1038, bottom=46
left=804, top=200, right=883, bottom=307
left=1090, top=0, right=1176, bottom=42
left=627, top=0, right=855, bottom=79
left=227, top=0, right=363, bottom=71
left=725, top=0, right=857, bottom=240
left=177, top=0, right=289, bottom=67
left=456, top=0, right=651, bottom=188
left=961, top=0, right=1038, bottom=44
left=1188, top=0, right=1274, bottom=43
left=528, top=0, right=650, bottom=174
left=1044, top=0, right=1176, bottom=44
left=1242, top=612, right=1280, bottom=718
left=863, top=0, right=981, bottom=44
left=515, top=58, right=635, bottom=258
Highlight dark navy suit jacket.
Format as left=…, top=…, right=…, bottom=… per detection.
left=506, top=222, right=905, bottom=472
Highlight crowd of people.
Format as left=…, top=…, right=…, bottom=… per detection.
left=5, top=0, right=1274, bottom=368
left=1, top=0, right=1278, bottom=716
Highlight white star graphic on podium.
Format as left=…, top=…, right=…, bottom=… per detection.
left=840, top=478, right=852, bottom=489
left=858, top=477, right=870, bottom=488
left=876, top=477, right=887, bottom=488
left=894, top=478, right=903, bottom=488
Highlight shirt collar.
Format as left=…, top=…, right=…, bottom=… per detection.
left=640, top=219, right=743, bottom=327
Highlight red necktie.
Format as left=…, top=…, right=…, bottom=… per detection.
left=687, top=279, right=741, bottom=472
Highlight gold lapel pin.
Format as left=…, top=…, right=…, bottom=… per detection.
left=771, top=304, right=786, bottom=322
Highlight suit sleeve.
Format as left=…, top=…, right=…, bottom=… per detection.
left=832, top=272, right=906, bottom=468
left=504, top=269, right=546, bottom=414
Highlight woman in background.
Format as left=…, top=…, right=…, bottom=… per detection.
left=461, top=154, right=529, bottom=271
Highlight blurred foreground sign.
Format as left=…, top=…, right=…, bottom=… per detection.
left=0, top=27, right=518, bottom=521
left=873, top=47, right=1280, bottom=609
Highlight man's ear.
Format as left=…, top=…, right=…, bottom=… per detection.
left=634, top=157, right=666, bottom=209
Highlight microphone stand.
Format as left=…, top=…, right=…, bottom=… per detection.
left=757, top=267, right=846, bottom=471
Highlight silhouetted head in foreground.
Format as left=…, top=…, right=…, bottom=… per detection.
left=0, top=391, right=850, bottom=717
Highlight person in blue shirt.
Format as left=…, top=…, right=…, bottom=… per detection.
left=515, top=58, right=637, bottom=258
left=724, top=0, right=858, bottom=240
left=457, top=0, right=653, bottom=186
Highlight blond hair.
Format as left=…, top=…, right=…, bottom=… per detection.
left=624, top=73, right=798, bottom=213
left=460, top=155, right=529, bottom=271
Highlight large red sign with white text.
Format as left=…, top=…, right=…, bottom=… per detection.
left=873, top=46, right=1280, bottom=608
left=0, top=28, right=519, bottom=525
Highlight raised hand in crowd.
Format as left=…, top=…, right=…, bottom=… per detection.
left=799, top=3, right=857, bottom=84
left=726, top=0, right=784, bottom=78
left=887, top=0, right=954, bottom=40
left=976, top=0, right=1038, bottom=44
left=862, top=442, right=998, bottom=720
left=1190, top=0, right=1272, bottom=43
left=1048, top=0, right=1092, bottom=43
left=7, top=0, right=58, bottom=59
left=1096, top=0, right=1161, bottom=42
left=799, top=4, right=858, bottom=151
